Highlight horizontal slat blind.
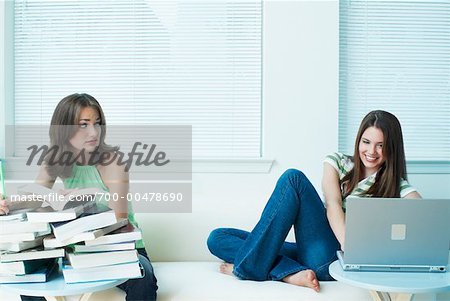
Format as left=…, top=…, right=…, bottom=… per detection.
left=14, top=0, right=262, bottom=158
left=339, top=1, right=450, bottom=161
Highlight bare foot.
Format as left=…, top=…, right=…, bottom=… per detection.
left=282, top=269, right=320, bottom=292
left=219, top=262, right=234, bottom=276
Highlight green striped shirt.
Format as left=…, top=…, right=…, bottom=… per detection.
left=324, top=152, right=416, bottom=210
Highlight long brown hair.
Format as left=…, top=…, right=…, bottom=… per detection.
left=341, top=110, right=407, bottom=198
left=45, top=93, right=118, bottom=178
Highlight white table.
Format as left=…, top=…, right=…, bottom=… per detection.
left=0, top=270, right=126, bottom=301
left=329, top=260, right=450, bottom=301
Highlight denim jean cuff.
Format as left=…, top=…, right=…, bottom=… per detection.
left=232, top=266, right=247, bottom=280
left=269, top=266, right=308, bottom=281
left=314, top=258, right=337, bottom=281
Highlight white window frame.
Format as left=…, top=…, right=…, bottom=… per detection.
left=338, top=0, right=450, bottom=175
left=0, top=1, right=273, bottom=174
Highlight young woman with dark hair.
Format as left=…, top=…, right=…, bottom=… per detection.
left=207, top=110, right=421, bottom=292
left=1, top=93, right=158, bottom=301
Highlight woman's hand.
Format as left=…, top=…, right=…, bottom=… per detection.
left=0, top=195, right=10, bottom=215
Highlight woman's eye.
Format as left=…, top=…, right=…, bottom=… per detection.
left=94, top=122, right=101, bottom=127
left=79, top=123, right=88, bottom=128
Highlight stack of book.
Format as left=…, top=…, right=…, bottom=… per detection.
left=62, top=221, right=144, bottom=283
left=0, top=212, right=63, bottom=283
left=0, top=184, right=108, bottom=283
left=0, top=184, right=144, bottom=284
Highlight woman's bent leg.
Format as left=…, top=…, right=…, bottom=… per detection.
left=291, top=172, right=340, bottom=280
left=117, top=248, right=158, bottom=301
left=290, top=170, right=340, bottom=280
left=232, top=169, right=339, bottom=281
left=207, top=227, right=304, bottom=280
left=207, top=228, right=249, bottom=263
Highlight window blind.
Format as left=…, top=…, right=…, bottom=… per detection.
left=339, top=1, right=450, bottom=161
left=14, top=0, right=262, bottom=159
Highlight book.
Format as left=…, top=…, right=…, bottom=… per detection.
left=73, top=241, right=135, bottom=253
left=51, top=206, right=117, bottom=241
left=17, top=183, right=102, bottom=212
left=0, top=236, right=45, bottom=252
left=43, top=218, right=128, bottom=248
left=84, top=223, right=142, bottom=246
left=26, top=201, right=95, bottom=223
left=0, top=258, right=54, bottom=275
left=0, top=258, right=58, bottom=283
left=0, top=228, right=51, bottom=243
left=0, top=246, right=64, bottom=262
left=62, top=261, right=142, bottom=284
left=67, top=249, right=138, bottom=269
left=0, top=220, right=49, bottom=235
left=0, top=208, right=35, bottom=222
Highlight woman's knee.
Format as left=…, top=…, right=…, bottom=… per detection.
left=139, top=255, right=157, bottom=285
left=207, top=228, right=226, bottom=255
left=118, top=255, right=157, bottom=301
left=280, top=169, right=306, bottom=183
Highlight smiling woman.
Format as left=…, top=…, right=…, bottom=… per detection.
left=206, top=110, right=422, bottom=293
left=341, top=110, right=411, bottom=200
left=359, top=127, right=384, bottom=176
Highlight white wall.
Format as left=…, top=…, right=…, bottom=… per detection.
left=139, top=0, right=450, bottom=262
left=139, top=0, right=340, bottom=262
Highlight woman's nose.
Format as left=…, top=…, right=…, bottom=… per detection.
left=87, top=124, right=99, bottom=137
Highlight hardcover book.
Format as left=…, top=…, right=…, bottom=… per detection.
left=0, top=220, right=49, bottom=235
left=0, top=236, right=45, bottom=252
left=0, top=258, right=58, bottom=283
left=43, top=218, right=128, bottom=248
left=0, top=258, right=54, bottom=275
left=51, top=205, right=117, bottom=241
left=84, top=223, right=142, bottom=246
left=62, top=261, right=142, bottom=284
left=67, top=249, right=138, bottom=269
left=73, top=241, right=135, bottom=253
left=0, top=246, right=65, bottom=262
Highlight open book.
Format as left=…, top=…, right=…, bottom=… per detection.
left=16, top=183, right=103, bottom=212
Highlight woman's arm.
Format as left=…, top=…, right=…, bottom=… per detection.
left=322, top=162, right=346, bottom=250
left=98, top=156, right=129, bottom=219
left=0, top=165, right=56, bottom=214
left=404, top=191, right=422, bottom=199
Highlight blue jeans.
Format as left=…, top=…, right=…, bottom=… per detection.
left=117, top=248, right=158, bottom=301
left=21, top=248, right=157, bottom=301
left=207, top=169, right=340, bottom=281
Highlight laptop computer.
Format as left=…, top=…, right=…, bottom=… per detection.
left=337, top=197, right=449, bottom=272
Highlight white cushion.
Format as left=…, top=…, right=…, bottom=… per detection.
left=3, top=262, right=448, bottom=301
left=153, top=262, right=373, bottom=301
